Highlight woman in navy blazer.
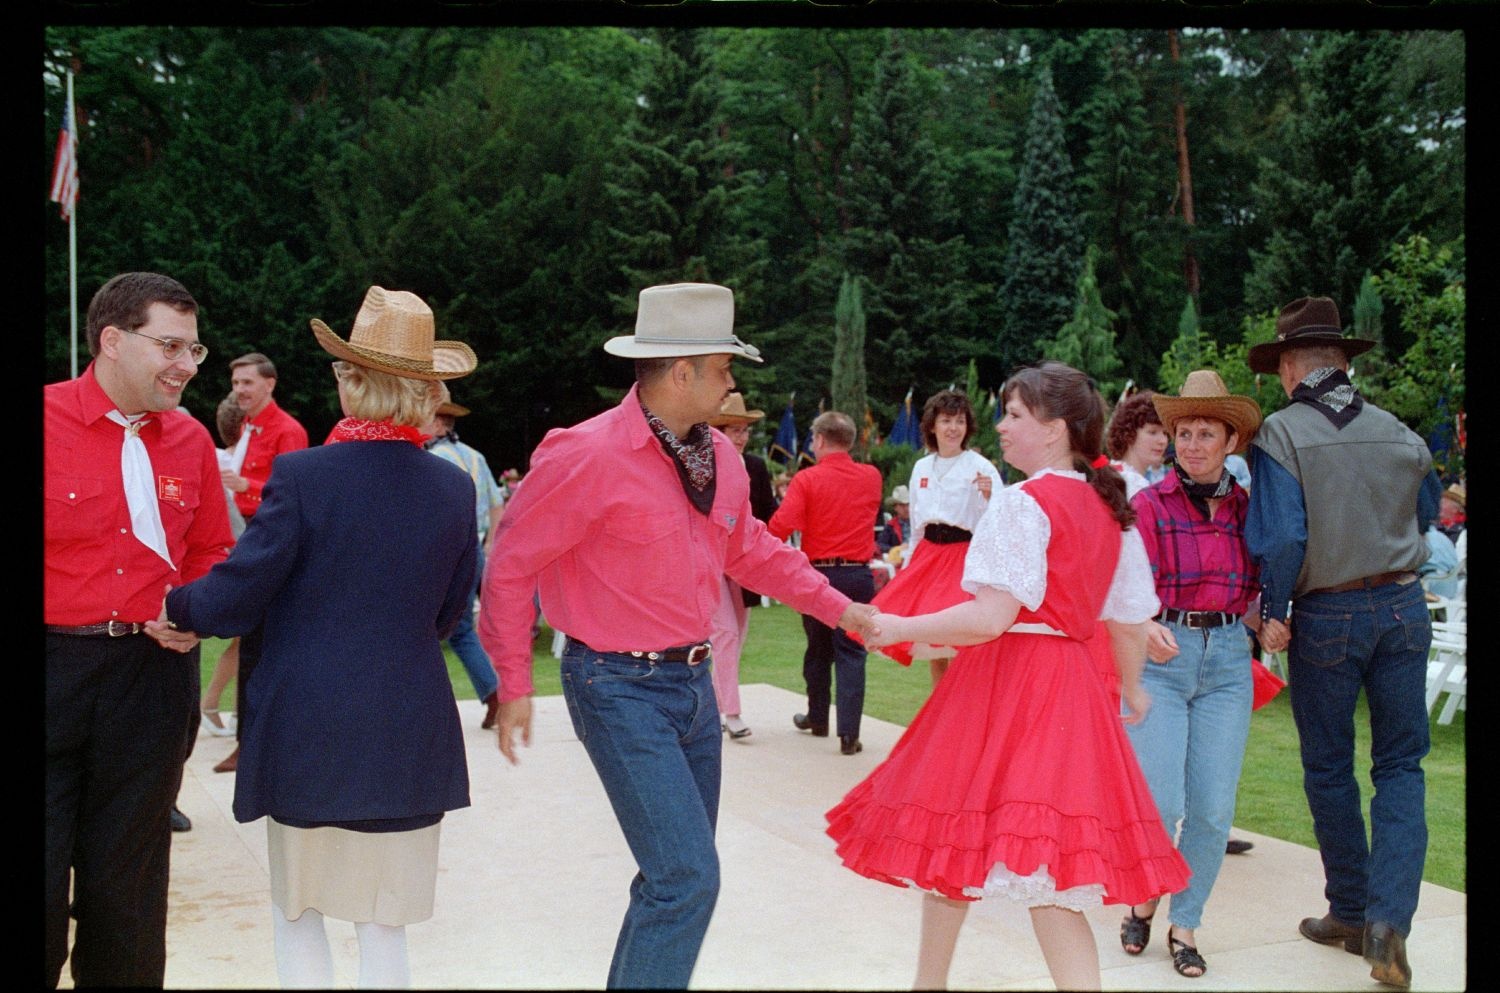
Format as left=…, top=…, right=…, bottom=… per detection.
left=162, top=287, right=479, bottom=988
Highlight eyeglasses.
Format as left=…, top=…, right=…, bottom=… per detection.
left=121, top=327, right=209, bottom=364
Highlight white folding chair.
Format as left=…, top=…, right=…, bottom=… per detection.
left=1426, top=621, right=1467, bottom=723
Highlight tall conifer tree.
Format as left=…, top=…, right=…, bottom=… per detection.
left=831, top=271, right=871, bottom=459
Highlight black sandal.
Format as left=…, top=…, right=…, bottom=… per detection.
left=1120, top=907, right=1154, bottom=955
left=1168, top=932, right=1207, bottom=978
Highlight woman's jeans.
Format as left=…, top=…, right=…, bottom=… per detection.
left=1288, top=579, right=1431, bottom=936
left=1125, top=620, right=1254, bottom=929
left=448, top=543, right=499, bottom=701
left=560, top=639, right=722, bottom=989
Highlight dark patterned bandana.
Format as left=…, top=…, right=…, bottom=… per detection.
left=642, top=399, right=717, bottom=514
left=1290, top=366, right=1364, bottom=429
left=1173, top=462, right=1236, bottom=520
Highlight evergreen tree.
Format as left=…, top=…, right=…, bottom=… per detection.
left=1352, top=270, right=1385, bottom=345
left=831, top=271, right=870, bottom=459
left=996, top=66, right=1085, bottom=369
left=1157, top=296, right=1215, bottom=393
left=1041, top=247, right=1125, bottom=397
left=841, top=29, right=972, bottom=407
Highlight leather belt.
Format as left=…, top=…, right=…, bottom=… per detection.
left=570, top=637, right=711, bottom=666
left=1308, top=570, right=1418, bottom=596
left=810, top=558, right=865, bottom=568
left=923, top=523, right=974, bottom=545
left=1157, top=608, right=1238, bottom=629
left=45, top=621, right=147, bottom=638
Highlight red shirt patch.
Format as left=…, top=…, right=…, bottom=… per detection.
left=919, top=477, right=929, bottom=488
left=158, top=475, right=184, bottom=503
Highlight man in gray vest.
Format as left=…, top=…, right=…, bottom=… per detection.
left=1245, top=296, right=1441, bottom=990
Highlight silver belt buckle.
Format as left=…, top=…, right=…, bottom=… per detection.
left=688, top=643, right=711, bottom=666
left=107, top=620, right=136, bottom=637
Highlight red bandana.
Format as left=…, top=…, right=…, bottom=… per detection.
left=325, top=417, right=430, bottom=448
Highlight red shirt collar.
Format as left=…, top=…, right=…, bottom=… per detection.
left=76, top=362, right=163, bottom=438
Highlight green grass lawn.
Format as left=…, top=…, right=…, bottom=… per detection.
left=198, top=602, right=1465, bottom=892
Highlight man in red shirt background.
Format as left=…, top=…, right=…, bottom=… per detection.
left=210, top=351, right=308, bottom=773
left=45, top=272, right=234, bottom=987
left=769, top=411, right=884, bottom=755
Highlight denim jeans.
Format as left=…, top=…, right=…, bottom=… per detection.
left=447, top=543, right=498, bottom=701
left=1124, top=621, right=1253, bottom=929
left=559, top=639, right=722, bottom=989
left=1288, top=578, right=1431, bottom=936
left=802, top=564, right=873, bottom=738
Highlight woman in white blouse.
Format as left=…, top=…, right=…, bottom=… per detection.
left=863, top=390, right=1002, bottom=685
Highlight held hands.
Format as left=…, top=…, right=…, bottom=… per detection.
left=975, top=473, right=993, bottom=499
left=861, top=611, right=908, bottom=652
left=496, top=695, right=534, bottom=765
left=1145, top=620, right=1179, bottom=664
left=144, top=584, right=200, bottom=653
left=837, top=602, right=881, bottom=643
left=1259, top=617, right=1291, bottom=654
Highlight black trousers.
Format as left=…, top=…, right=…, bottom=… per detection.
left=801, top=564, right=874, bottom=738
left=45, top=632, right=199, bottom=988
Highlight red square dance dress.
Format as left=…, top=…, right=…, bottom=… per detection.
left=826, top=469, right=1190, bottom=908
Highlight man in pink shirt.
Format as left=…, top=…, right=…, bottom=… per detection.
left=478, top=282, right=877, bottom=990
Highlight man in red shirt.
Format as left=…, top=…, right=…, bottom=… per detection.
left=45, top=272, right=234, bottom=988
left=221, top=351, right=309, bottom=519
left=212, top=352, right=308, bottom=772
left=769, top=411, right=884, bottom=755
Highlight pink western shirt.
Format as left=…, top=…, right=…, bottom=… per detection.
left=479, top=385, right=851, bottom=703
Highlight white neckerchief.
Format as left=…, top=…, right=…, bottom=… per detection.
left=105, top=410, right=175, bottom=569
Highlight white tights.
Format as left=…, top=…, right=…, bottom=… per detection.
left=273, top=906, right=410, bottom=988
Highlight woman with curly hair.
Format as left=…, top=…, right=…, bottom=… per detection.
left=1107, top=389, right=1169, bottom=499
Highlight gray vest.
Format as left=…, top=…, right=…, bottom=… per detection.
left=1254, top=399, right=1431, bottom=598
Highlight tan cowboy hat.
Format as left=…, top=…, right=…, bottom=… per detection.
left=1153, top=370, right=1263, bottom=453
left=436, top=400, right=470, bottom=418
left=888, top=485, right=911, bottom=506
left=1247, top=296, right=1375, bottom=374
left=709, top=392, right=766, bottom=427
left=312, top=286, right=477, bottom=380
left=603, top=283, right=763, bottom=363
left=1443, top=483, right=1466, bottom=509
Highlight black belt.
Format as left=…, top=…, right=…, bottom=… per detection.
left=1157, top=608, right=1239, bottom=629
left=568, top=637, right=711, bottom=666
left=1308, top=570, right=1418, bottom=596
left=45, top=621, right=147, bottom=638
left=810, top=558, right=865, bottom=568
left=923, top=523, right=973, bottom=545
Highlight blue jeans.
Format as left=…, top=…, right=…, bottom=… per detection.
left=1288, top=578, right=1431, bottom=936
left=1125, top=621, right=1253, bottom=929
left=559, top=639, right=722, bottom=989
left=802, top=564, right=873, bottom=738
left=448, top=544, right=498, bottom=701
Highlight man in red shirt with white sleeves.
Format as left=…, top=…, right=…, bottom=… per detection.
left=45, top=272, right=234, bottom=988
left=769, top=411, right=884, bottom=755
left=479, top=282, right=878, bottom=990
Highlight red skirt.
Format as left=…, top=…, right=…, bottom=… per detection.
left=826, top=631, right=1190, bottom=907
left=853, top=540, right=974, bottom=666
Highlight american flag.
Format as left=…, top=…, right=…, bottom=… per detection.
left=49, top=99, right=78, bottom=221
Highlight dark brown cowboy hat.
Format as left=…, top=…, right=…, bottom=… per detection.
left=1247, top=296, right=1375, bottom=374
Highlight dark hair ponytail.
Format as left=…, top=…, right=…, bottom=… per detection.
left=1003, top=362, right=1135, bottom=530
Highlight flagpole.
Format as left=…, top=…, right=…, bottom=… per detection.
left=65, top=69, right=78, bottom=378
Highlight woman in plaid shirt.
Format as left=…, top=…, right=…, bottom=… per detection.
left=1117, top=370, right=1265, bottom=980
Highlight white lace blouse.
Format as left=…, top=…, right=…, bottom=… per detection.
left=960, top=468, right=1159, bottom=623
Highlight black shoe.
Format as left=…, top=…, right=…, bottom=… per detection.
left=1299, top=913, right=1364, bottom=955
left=1363, top=922, right=1412, bottom=988
left=793, top=713, right=828, bottom=737
left=170, top=806, right=192, bottom=832
left=839, top=734, right=862, bottom=755
left=1225, top=838, right=1254, bottom=855
left=481, top=691, right=500, bottom=730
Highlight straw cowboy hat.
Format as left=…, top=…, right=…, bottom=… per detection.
left=1443, top=483, right=1466, bottom=509
left=1152, top=370, right=1263, bottom=453
left=1247, top=296, right=1376, bottom=375
left=436, top=401, right=470, bottom=418
left=603, top=283, right=763, bottom=363
left=709, top=392, right=766, bottom=427
left=311, top=286, right=477, bottom=380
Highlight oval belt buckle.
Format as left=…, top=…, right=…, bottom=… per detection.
left=688, top=644, right=711, bottom=666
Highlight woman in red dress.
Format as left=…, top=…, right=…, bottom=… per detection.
left=828, top=362, right=1188, bottom=990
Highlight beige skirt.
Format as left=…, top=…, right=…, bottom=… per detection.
left=267, top=819, right=441, bottom=926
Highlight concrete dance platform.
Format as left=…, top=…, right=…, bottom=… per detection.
left=131, top=684, right=1462, bottom=990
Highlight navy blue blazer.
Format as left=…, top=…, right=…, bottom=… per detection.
left=167, top=439, right=477, bottom=827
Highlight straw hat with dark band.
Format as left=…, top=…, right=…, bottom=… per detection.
left=709, top=392, right=765, bottom=427
left=312, top=286, right=477, bottom=380
left=1152, top=370, right=1263, bottom=454
left=1247, top=296, right=1375, bottom=375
